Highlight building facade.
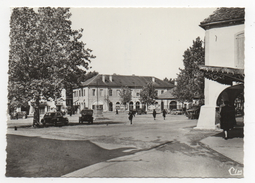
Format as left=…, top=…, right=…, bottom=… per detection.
left=73, top=74, right=174, bottom=113
left=28, top=89, right=67, bottom=116
left=196, top=8, right=244, bottom=129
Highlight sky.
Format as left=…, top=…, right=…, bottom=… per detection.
left=70, top=8, right=216, bottom=80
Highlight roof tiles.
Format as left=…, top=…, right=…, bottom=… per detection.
left=81, top=74, right=174, bottom=89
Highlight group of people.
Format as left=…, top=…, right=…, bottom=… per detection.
left=128, top=109, right=167, bottom=125
left=127, top=101, right=236, bottom=140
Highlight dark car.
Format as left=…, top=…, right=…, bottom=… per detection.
left=186, top=106, right=201, bottom=119
left=137, top=108, right=147, bottom=115
left=41, top=111, right=69, bottom=126
left=79, top=109, right=93, bottom=124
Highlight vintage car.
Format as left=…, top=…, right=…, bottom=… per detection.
left=186, top=106, right=201, bottom=119
left=41, top=111, right=69, bottom=126
left=79, top=109, right=94, bottom=124
left=137, top=108, right=147, bottom=115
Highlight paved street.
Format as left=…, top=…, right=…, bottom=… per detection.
left=6, top=112, right=244, bottom=177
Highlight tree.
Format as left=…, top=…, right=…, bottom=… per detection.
left=173, top=37, right=205, bottom=103
left=119, top=86, right=132, bottom=109
left=139, top=82, right=157, bottom=108
left=8, top=7, right=95, bottom=126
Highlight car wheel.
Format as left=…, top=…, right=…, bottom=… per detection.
left=65, top=119, right=69, bottom=125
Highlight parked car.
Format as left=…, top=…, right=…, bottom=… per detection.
left=186, top=106, right=201, bottom=119
left=137, top=108, right=147, bottom=115
left=41, top=111, right=69, bottom=126
left=79, top=109, right=93, bottom=124
left=170, top=109, right=183, bottom=115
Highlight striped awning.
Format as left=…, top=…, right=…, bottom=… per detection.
left=199, top=65, right=244, bottom=85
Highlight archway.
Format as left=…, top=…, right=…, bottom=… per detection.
left=129, top=101, right=134, bottom=111
left=216, top=84, right=244, bottom=109
left=169, top=101, right=177, bottom=110
left=161, top=101, right=164, bottom=111
left=216, top=84, right=244, bottom=118
left=116, top=102, right=120, bottom=110
left=109, top=102, right=113, bottom=111
left=136, top=101, right=140, bottom=110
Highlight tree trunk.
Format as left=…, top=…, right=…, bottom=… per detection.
left=33, top=97, right=40, bottom=127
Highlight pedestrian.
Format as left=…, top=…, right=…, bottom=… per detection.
left=15, top=112, right=18, bottom=120
left=162, top=109, right=166, bottom=120
left=153, top=109, right=156, bottom=120
left=116, top=109, right=118, bottom=115
left=220, top=101, right=236, bottom=140
left=128, top=111, right=133, bottom=124
left=183, top=105, right=187, bottom=115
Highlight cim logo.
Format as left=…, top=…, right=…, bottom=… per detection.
left=228, top=167, right=243, bottom=176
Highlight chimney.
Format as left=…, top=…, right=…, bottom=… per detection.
left=109, top=75, right=112, bottom=82
left=102, top=75, right=105, bottom=82
left=152, top=77, right=155, bottom=82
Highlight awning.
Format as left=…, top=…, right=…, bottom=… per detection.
left=199, top=65, right=244, bottom=85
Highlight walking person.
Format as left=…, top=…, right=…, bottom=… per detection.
left=153, top=109, right=157, bottom=120
left=128, top=110, right=133, bottom=124
left=220, top=101, right=236, bottom=140
left=162, top=109, right=166, bottom=120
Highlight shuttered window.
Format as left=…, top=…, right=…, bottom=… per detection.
left=235, top=32, right=244, bottom=68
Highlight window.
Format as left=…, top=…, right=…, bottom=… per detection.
left=235, top=32, right=244, bottom=68
left=100, top=89, right=103, bottom=96
left=155, top=90, right=158, bottom=96
left=109, top=89, right=112, bottom=96
left=83, top=89, right=85, bottom=96
left=161, top=90, right=164, bottom=94
left=79, top=90, right=81, bottom=97
left=117, top=90, right=120, bottom=96
left=92, top=89, right=96, bottom=96
left=136, top=92, right=140, bottom=97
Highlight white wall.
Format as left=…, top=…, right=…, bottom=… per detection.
left=205, top=24, right=244, bottom=68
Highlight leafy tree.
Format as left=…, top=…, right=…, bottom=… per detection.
left=119, top=86, right=132, bottom=108
left=8, top=7, right=95, bottom=125
left=173, top=37, right=205, bottom=103
left=139, top=82, right=157, bottom=108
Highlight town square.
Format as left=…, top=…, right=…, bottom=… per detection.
left=3, top=2, right=252, bottom=180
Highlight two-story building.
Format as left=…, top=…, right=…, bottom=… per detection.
left=196, top=8, right=244, bottom=129
left=72, top=74, right=174, bottom=113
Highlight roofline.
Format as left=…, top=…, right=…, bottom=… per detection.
left=84, top=73, right=100, bottom=85
left=199, top=18, right=244, bottom=30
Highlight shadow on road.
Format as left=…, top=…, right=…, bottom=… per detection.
left=6, top=134, right=139, bottom=177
